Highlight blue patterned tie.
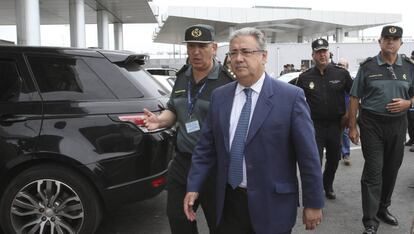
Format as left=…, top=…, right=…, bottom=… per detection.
left=228, top=88, right=252, bottom=189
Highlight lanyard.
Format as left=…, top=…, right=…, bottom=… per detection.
left=187, top=79, right=207, bottom=117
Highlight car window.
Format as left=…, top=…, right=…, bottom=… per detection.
left=118, top=63, right=169, bottom=97
left=146, top=69, right=166, bottom=76
left=27, top=55, right=115, bottom=101
left=146, top=68, right=176, bottom=77
left=0, top=60, right=21, bottom=102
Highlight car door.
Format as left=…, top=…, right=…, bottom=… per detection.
left=0, top=52, right=43, bottom=175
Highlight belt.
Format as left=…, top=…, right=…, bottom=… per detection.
left=227, top=184, right=247, bottom=194
left=361, top=109, right=406, bottom=122
left=235, top=186, right=247, bottom=194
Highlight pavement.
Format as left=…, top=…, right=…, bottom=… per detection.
left=96, top=144, right=414, bottom=234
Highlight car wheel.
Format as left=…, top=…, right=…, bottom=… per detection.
left=0, top=164, right=102, bottom=234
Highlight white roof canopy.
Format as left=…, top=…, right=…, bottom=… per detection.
left=153, top=6, right=401, bottom=43
left=0, top=0, right=157, bottom=25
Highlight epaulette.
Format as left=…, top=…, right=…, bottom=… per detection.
left=301, top=67, right=312, bottom=74
left=221, top=66, right=236, bottom=80
left=333, top=63, right=346, bottom=70
left=359, top=57, right=373, bottom=66
left=402, top=54, right=414, bottom=65
left=176, top=63, right=190, bottom=77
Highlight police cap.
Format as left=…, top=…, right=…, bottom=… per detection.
left=183, top=24, right=215, bottom=43
left=381, top=25, right=403, bottom=38
left=311, top=38, right=329, bottom=51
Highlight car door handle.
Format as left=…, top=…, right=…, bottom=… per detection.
left=0, top=115, right=28, bottom=123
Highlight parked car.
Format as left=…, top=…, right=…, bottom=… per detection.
left=0, top=45, right=175, bottom=233
left=277, top=71, right=302, bottom=84
left=145, top=67, right=178, bottom=92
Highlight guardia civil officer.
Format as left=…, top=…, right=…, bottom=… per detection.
left=296, top=38, right=353, bottom=200
left=349, top=25, right=414, bottom=234
left=143, top=24, right=234, bottom=234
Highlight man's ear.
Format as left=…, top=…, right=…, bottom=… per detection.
left=262, top=51, right=268, bottom=65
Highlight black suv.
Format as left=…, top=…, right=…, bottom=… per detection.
left=0, top=46, right=175, bottom=233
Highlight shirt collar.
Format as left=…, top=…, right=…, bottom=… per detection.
left=311, top=63, right=332, bottom=75
left=184, top=59, right=220, bottom=80
left=235, top=72, right=265, bottom=96
left=376, top=53, right=403, bottom=66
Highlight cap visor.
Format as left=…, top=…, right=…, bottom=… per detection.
left=313, top=47, right=329, bottom=51
left=381, top=35, right=402, bottom=38
left=182, top=40, right=213, bottom=44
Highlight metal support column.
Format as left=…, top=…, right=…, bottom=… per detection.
left=114, top=23, right=123, bottom=50
left=69, top=0, right=86, bottom=47
left=97, top=10, right=109, bottom=49
left=15, top=0, right=40, bottom=45
left=336, top=28, right=344, bottom=43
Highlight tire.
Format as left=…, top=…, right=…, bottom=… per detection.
left=0, top=164, right=102, bottom=234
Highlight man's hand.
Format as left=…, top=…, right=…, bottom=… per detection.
left=349, top=127, right=360, bottom=145
left=143, top=108, right=161, bottom=130
left=386, top=98, right=411, bottom=113
left=302, top=208, right=323, bottom=230
left=183, top=192, right=199, bottom=221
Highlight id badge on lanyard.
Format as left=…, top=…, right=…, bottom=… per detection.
left=185, top=80, right=206, bottom=133
left=185, top=119, right=200, bottom=133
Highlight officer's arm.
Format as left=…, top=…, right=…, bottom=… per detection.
left=348, top=96, right=360, bottom=144
left=410, top=97, right=414, bottom=110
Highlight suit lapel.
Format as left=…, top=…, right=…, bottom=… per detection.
left=220, top=82, right=237, bottom=152
left=246, top=75, right=274, bottom=145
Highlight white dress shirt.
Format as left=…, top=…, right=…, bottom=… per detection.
left=229, top=72, right=265, bottom=188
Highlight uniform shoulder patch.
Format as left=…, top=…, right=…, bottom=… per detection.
left=359, top=57, right=373, bottom=66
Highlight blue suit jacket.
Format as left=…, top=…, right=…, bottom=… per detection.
left=187, top=75, right=324, bottom=234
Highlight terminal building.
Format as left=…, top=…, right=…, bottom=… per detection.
left=152, top=6, right=412, bottom=75
left=153, top=6, right=401, bottom=44
left=0, top=1, right=412, bottom=75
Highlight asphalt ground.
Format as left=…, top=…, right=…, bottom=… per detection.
left=97, top=144, right=414, bottom=234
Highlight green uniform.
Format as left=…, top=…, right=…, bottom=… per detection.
left=166, top=60, right=234, bottom=234
left=350, top=54, right=414, bottom=115
left=168, top=60, right=233, bottom=154
left=350, top=53, right=414, bottom=229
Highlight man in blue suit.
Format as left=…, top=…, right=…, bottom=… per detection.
left=184, top=27, right=324, bottom=234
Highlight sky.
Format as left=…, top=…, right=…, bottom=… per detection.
left=0, top=0, right=412, bottom=55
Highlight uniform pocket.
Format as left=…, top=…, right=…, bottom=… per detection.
left=328, top=80, right=343, bottom=90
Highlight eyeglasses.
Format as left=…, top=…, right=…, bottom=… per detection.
left=226, top=49, right=265, bottom=58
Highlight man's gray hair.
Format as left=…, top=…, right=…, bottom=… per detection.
left=229, top=27, right=266, bottom=50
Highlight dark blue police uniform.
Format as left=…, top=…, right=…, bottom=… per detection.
left=297, top=63, right=353, bottom=197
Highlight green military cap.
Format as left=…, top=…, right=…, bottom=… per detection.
left=183, top=24, right=215, bottom=43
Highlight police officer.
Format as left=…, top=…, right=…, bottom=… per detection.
left=349, top=25, right=414, bottom=234
left=408, top=51, right=414, bottom=151
left=223, top=54, right=236, bottom=79
left=296, top=38, right=353, bottom=200
left=143, top=24, right=234, bottom=234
